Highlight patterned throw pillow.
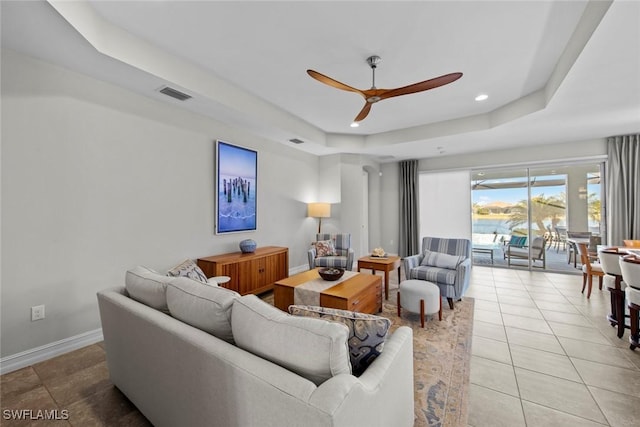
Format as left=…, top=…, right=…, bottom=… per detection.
left=420, top=250, right=465, bottom=269
left=314, top=240, right=338, bottom=257
left=166, top=259, right=208, bottom=284
left=288, top=305, right=391, bottom=376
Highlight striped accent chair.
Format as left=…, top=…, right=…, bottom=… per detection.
left=308, top=233, right=355, bottom=271
left=403, top=237, right=472, bottom=309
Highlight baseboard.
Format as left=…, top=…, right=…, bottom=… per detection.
left=289, top=264, right=309, bottom=275
left=0, top=328, right=103, bottom=375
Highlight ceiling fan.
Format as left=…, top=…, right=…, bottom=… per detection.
left=307, top=55, right=462, bottom=124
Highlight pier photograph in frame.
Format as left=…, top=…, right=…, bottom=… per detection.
left=215, top=140, right=257, bottom=234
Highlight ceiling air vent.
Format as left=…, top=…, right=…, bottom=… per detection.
left=289, top=138, right=305, bottom=144
left=158, top=86, right=192, bottom=101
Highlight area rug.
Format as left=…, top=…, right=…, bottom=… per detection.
left=262, top=276, right=474, bottom=427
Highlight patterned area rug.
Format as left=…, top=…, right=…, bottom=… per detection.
left=263, top=275, right=474, bottom=427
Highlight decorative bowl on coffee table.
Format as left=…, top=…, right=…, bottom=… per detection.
left=318, top=267, right=345, bottom=281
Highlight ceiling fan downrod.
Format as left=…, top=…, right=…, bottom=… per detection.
left=366, top=55, right=382, bottom=102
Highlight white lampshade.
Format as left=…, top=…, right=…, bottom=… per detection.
left=307, top=203, right=331, bottom=218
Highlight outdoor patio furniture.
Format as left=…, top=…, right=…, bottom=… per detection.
left=505, top=236, right=546, bottom=268
left=567, top=231, right=592, bottom=268
left=554, top=226, right=568, bottom=252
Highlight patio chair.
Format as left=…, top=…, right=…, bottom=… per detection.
left=505, top=236, right=546, bottom=268
left=554, top=226, right=568, bottom=252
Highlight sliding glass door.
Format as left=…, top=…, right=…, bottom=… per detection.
left=471, top=162, right=603, bottom=272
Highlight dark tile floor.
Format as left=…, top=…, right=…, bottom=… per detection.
left=0, top=343, right=150, bottom=426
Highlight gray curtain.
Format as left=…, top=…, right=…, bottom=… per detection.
left=606, top=134, right=640, bottom=245
left=399, top=160, right=420, bottom=257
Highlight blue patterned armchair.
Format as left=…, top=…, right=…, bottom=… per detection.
left=403, top=237, right=472, bottom=309
left=308, top=233, right=355, bottom=271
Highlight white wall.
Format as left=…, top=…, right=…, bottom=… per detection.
left=419, top=171, right=472, bottom=239
left=0, top=50, right=320, bottom=358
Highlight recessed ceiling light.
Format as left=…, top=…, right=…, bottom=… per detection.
left=350, top=122, right=359, bottom=128
left=475, top=94, right=489, bottom=102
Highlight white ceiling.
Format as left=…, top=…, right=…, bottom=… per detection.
left=2, top=0, right=639, bottom=162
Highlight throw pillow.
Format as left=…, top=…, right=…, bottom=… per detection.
left=231, top=295, right=351, bottom=385
left=166, top=259, right=208, bottom=284
left=288, top=305, right=391, bottom=376
left=314, top=240, right=338, bottom=258
left=125, top=265, right=171, bottom=314
left=166, top=277, right=240, bottom=343
left=420, top=250, right=465, bottom=269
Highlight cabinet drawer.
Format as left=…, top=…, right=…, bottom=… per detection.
left=349, top=285, right=382, bottom=314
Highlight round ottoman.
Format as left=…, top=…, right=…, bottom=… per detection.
left=397, top=279, right=442, bottom=327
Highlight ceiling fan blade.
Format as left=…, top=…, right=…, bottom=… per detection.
left=307, top=70, right=364, bottom=96
left=379, top=72, right=463, bottom=100
left=354, top=102, right=372, bottom=123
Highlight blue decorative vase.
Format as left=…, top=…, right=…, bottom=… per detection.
left=239, top=239, right=257, bottom=253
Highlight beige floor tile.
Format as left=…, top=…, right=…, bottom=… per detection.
left=501, top=314, right=553, bottom=334
left=521, top=400, right=608, bottom=427
left=533, top=300, right=580, bottom=314
left=471, top=336, right=512, bottom=364
left=571, top=358, right=640, bottom=398
left=495, top=288, right=530, bottom=298
left=623, top=348, right=640, bottom=370
left=466, top=288, right=499, bottom=302
left=589, top=385, right=640, bottom=427
left=494, top=282, right=527, bottom=291
left=468, top=384, right=526, bottom=427
left=474, top=309, right=503, bottom=325
left=558, top=336, right=636, bottom=369
left=496, top=295, right=536, bottom=308
left=510, top=345, right=581, bottom=381
left=473, top=320, right=507, bottom=342
left=505, top=327, right=564, bottom=354
left=499, top=303, right=543, bottom=319
left=528, top=290, right=564, bottom=300
left=474, top=299, right=500, bottom=312
left=470, top=356, right=518, bottom=397
left=515, top=368, right=607, bottom=424
left=540, top=310, right=592, bottom=327
left=547, top=322, right=610, bottom=345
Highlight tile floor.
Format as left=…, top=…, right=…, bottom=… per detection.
left=467, top=266, right=640, bottom=427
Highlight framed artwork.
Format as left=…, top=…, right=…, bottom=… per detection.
left=215, top=140, right=257, bottom=234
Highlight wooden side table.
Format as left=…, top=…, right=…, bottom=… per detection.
left=357, top=255, right=401, bottom=300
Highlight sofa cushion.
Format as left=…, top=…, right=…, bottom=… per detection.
left=231, top=295, right=351, bottom=385
left=314, top=240, right=338, bottom=257
left=166, top=277, right=239, bottom=343
left=420, top=250, right=464, bottom=269
left=166, top=259, right=209, bottom=284
left=125, top=266, right=170, bottom=314
left=289, top=305, right=391, bottom=376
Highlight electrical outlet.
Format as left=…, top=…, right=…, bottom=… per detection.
left=31, top=305, right=45, bottom=321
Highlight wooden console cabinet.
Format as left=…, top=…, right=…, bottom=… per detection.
left=197, top=246, right=288, bottom=295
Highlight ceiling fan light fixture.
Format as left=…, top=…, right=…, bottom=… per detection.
left=350, top=122, right=360, bottom=128
left=475, top=94, right=489, bottom=102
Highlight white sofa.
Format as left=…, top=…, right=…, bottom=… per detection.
left=97, top=270, right=414, bottom=427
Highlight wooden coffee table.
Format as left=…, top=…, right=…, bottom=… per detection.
left=273, top=269, right=382, bottom=314
left=357, top=255, right=401, bottom=300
